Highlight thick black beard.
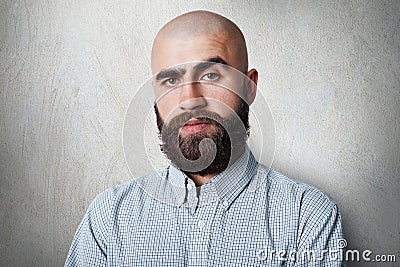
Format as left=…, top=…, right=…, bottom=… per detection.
left=154, top=100, right=250, bottom=176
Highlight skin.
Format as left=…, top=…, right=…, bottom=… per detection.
left=151, top=11, right=258, bottom=185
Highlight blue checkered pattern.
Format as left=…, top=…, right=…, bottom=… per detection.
left=66, top=147, right=345, bottom=266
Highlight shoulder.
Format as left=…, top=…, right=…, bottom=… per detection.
left=255, top=165, right=343, bottom=242
left=88, top=168, right=169, bottom=217
left=256, top=164, right=339, bottom=215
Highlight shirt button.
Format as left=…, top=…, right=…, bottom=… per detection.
left=197, top=220, right=206, bottom=229
left=223, top=200, right=229, bottom=208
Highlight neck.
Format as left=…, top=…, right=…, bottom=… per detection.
left=185, top=145, right=246, bottom=186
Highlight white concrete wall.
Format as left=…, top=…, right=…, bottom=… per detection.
left=1, top=1, right=399, bottom=266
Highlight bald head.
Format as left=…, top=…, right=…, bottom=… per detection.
left=151, top=11, right=249, bottom=73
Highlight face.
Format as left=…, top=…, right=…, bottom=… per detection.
left=153, top=36, right=248, bottom=118
left=151, top=32, right=257, bottom=175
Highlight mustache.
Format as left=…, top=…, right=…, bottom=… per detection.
left=161, top=110, right=226, bottom=131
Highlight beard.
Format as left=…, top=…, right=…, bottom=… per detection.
left=154, top=99, right=250, bottom=176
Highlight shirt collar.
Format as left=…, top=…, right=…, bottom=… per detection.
left=167, top=145, right=258, bottom=209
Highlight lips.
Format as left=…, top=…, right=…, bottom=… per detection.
left=181, top=118, right=211, bottom=134
left=184, top=118, right=209, bottom=126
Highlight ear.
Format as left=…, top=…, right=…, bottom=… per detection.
left=245, top=68, right=258, bottom=105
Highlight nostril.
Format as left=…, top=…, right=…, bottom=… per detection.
left=179, top=97, right=207, bottom=111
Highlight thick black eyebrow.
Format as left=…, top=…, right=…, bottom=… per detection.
left=193, top=56, right=229, bottom=73
left=155, top=57, right=228, bottom=81
left=155, top=68, right=186, bottom=81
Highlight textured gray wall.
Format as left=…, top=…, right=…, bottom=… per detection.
left=1, top=0, right=399, bottom=266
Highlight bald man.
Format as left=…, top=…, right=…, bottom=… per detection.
left=66, top=11, right=345, bottom=266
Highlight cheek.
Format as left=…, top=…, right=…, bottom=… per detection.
left=156, top=101, right=173, bottom=121
left=156, top=93, right=180, bottom=119
left=207, top=93, right=242, bottom=116
left=214, top=89, right=242, bottom=107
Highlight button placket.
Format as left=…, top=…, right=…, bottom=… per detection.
left=187, top=202, right=216, bottom=266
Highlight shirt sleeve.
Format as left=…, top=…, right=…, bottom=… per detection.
left=65, top=190, right=112, bottom=267
left=295, top=190, right=346, bottom=267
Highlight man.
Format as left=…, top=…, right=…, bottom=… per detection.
left=66, top=11, right=345, bottom=266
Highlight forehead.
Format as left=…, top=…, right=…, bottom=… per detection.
left=151, top=33, right=236, bottom=75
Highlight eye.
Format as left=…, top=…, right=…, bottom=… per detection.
left=163, top=78, right=178, bottom=86
left=201, top=73, right=219, bottom=81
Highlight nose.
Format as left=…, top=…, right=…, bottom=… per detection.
left=179, top=82, right=207, bottom=111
